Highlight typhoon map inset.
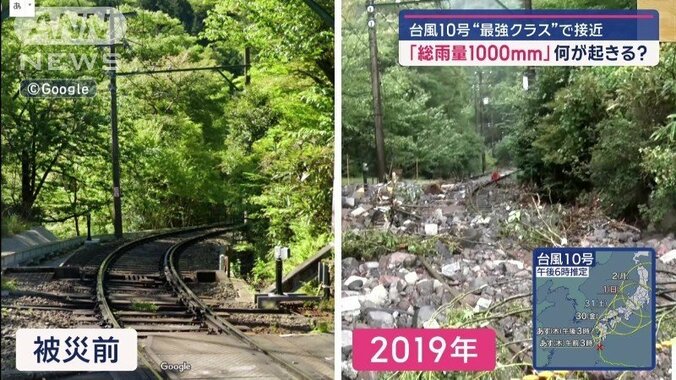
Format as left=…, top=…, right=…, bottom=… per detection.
left=533, top=248, right=656, bottom=370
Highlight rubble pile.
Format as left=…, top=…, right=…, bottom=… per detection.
left=341, top=173, right=676, bottom=380
left=342, top=173, right=515, bottom=236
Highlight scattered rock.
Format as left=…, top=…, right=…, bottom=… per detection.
left=342, top=330, right=353, bottom=359
left=515, top=269, right=530, bottom=278
left=351, top=206, right=368, bottom=217
left=366, top=284, right=388, bottom=306
left=430, top=208, right=447, bottom=224
left=416, top=279, right=434, bottom=295
left=470, top=277, right=488, bottom=294
left=482, top=260, right=497, bottom=272
left=660, top=250, right=676, bottom=264
left=404, top=272, right=419, bottom=285
left=342, top=360, right=358, bottom=379
left=344, top=276, right=366, bottom=291
left=593, top=228, right=607, bottom=241
left=343, top=257, right=359, bottom=277
left=473, top=297, right=492, bottom=312
left=389, top=285, right=401, bottom=303
left=388, top=252, right=416, bottom=268
left=441, top=262, right=461, bottom=278
left=463, top=293, right=480, bottom=307
left=366, top=310, right=395, bottom=328
left=460, top=228, right=481, bottom=247
left=497, top=260, right=524, bottom=274
left=341, top=175, right=676, bottom=380
left=378, top=275, right=399, bottom=287
left=342, top=296, right=361, bottom=314
left=416, top=305, right=437, bottom=327
left=361, top=261, right=380, bottom=277
left=424, top=223, right=439, bottom=236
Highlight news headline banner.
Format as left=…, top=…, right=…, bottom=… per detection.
left=398, top=10, right=660, bottom=66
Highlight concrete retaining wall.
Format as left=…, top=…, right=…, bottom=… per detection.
left=1, top=225, right=222, bottom=269
left=1, top=237, right=85, bottom=268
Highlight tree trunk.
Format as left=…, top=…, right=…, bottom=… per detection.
left=20, top=149, right=35, bottom=219
left=73, top=189, right=79, bottom=236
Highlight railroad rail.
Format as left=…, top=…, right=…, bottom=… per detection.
left=467, top=169, right=517, bottom=213
left=95, top=225, right=324, bottom=379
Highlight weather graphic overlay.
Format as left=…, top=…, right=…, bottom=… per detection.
left=533, top=248, right=656, bottom=370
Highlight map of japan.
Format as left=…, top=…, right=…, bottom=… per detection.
left=533, top=249, right=655, bottom=370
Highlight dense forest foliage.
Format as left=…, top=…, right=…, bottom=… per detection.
left=504, top=47, right=675, bottom=230
left=1, top=0, right=334, bottom=282
left=343, top=0, right=483, bottom=179
left=342, top=0, right=674, bottom=231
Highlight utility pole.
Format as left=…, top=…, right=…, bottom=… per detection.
left=105, top=11, right=247, bottom=239
left=244, top=47, right=251, bottom=86
left=366, top=0, right=386, bottom=182
left=523, top=0, right=536, bottom=90
left=476, top=70, right=486, bottom=174
left=363, top=0, right=450, bottom=182
left=108, top=11, right=123, bottom=239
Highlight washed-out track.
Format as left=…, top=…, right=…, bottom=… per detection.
left=447, top=170, right=676, bottom=376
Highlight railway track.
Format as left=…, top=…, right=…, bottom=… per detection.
left=467, top=169, right=517, bottom=214
left=3, top=224, right=331, bottom=379
left=96, top=226, right=324, bottom=379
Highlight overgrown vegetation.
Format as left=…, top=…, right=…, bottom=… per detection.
left=504, top=46, right=676, bottom=231
left=311, top=320, right=332, bottom=334
left=1, top=278, right=18, bottom=291
left=1, top=0, right=333, bottom=282
left=300, top=279, right=322, bottom=296
left=500, top=196, right=569, bottom=249
left=131, top=300, right=159, bottom=313
left=342, top=231, right=457, bottom=260
left=0, top=214, right=31, bottom=237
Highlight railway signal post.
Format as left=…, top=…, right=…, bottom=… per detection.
left=274, top=246, right=290, bottom=295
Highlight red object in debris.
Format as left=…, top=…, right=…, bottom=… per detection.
left=490, top=171, right=500, bottom=182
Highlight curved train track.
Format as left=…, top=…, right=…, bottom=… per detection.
left=95, top=225, right=324, bottom=380
left=3, top=225, right=330, bottom=379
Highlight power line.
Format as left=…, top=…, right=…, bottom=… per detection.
left=103, top=9, right=249, bottom=237
left=300, top=0, right=334, bottom=27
